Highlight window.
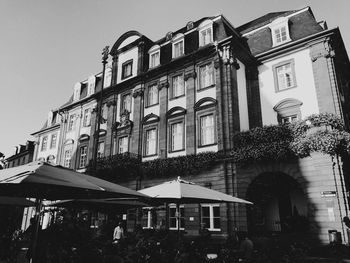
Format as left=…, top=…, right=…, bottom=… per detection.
left=121, top=93, right=131, bottom=113
left=199, top=27, right=212, bottom=46
left=172, top=75, right=184, bottom=98
left=172, top=39, right=184, bottom=58
left=270, top=17, right=291, bottom=46
left=68, top=115, right=75, bottom=131
left=87, top=76, right=95, bottom=96
left=149, top=51, right=160, bottom=68
left=199, top=63, right=214, bottom=90
left=169, top=204, right=185, bottom=230
left=121, top=60, right=133, bottom=79
left=97, top=142, right=104, bottom=158
left=201, top=204, right=221, bottom=231
left=50, top=134, right=57, bottom=149
left=41, top=136, right=48, bottom=151
left=273, top=60, right=296, bottom=91
left=199, top=114, right=215, bottom=146
left=145, top=128, right=157, bottom=156
left=142, top=209, right=154, bottom=229
left=170, top=121, right=184, bottom=152
left=79, top=146, right=88, bottom=168
left=83, top=109, right=91, bottom=127
left=63, top=149, right=72, bottom=168
left=274, top=26, right=288, bottom=44
left=146, top=84, right=159, bottom=107
left=73, top=83, right=81, bottom=101
left=273, top=98, right=303, bottom=125
left=118, top=136, right=129, bottom=154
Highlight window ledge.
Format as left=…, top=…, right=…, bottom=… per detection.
left=198, top=142, right=217, bottom=149
left=276, top=84, right=297, bottom=93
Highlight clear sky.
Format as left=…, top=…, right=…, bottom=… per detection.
left=0, top=0, right=349, bottom=158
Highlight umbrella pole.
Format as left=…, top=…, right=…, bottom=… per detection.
left=177, top=202, right=180, bottom=244
left=31, top=198, right=43, bottom=263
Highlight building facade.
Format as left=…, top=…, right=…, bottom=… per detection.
left=32, top=7, right=350, bottom=244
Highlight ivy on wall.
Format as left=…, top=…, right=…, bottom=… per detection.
left=89, top=113, right=350, bottom=180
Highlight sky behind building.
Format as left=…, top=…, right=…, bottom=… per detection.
left=0, top=0, right=349, bottom=157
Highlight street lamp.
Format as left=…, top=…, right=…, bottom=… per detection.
left=92, top=46, right=109, bottom=172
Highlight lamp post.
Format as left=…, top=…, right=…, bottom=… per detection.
left=92, top=46, right=109, bottom=172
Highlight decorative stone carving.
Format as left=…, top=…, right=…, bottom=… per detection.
left=184, top=71, right=197, bottom=81
left=158, top=81, right=169, bottom=90
left=132, top=88, right=144, bottom=98
left=106, top=99, right=117, bottom=108
left=218, top=45, right=240, bottom=69
left=186, top=21, right=194, bottom=31
left=113, top=109, right=133, bottom=135
left=165, top=32, right=173, bottom=41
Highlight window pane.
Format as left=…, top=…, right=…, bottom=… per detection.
left=146, top=129, right=157, bottom=155
left=213, top=218, right=221, bottom=229
left=148, top=84, right=158, bottom=106
left=172, top=75, right=184, bottom=97
left=202, top=206, right=210, bottom=217
left=118, top=136, right=128, bottom=154
left=200, top=64, right=214, bottom=89
left=200, top=115, right=215, bottom=145
left=122, top=94, right=131, bottom=112
left=171, top=122, right=183, bottom=151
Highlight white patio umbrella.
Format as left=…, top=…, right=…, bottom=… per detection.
left=138, top=177, right=252, bottom=236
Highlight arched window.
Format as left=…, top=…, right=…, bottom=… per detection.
left=273, top=98, right=303, bottom=124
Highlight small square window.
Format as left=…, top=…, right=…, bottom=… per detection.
left=173, top=40, right=184, bottom=58
left=146, top=84, right=159, bottom=107
left=172, top=75, right=185, bottom=98
left=281, top=115, right=298, bottom=124
left=121, top=60, right=133, bottom=79
left=199, top=63, right=214, bottom=90
left=150, top=51, right=160, bottom=68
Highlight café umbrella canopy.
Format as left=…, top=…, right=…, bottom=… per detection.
left=138, top=176, right=253, bottom=204
left=0, top=161, right=147, bottom=200
left=139, top=177, right=252, bottom=234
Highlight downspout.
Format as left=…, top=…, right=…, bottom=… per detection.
left=217, top=46, right=232, bottom=234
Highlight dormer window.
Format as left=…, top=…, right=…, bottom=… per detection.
left=87, top=76, right=96, bottom=96
left=198, top=20, right=213, bottom=47
left=270, top=17, right=291, bottom=47
left=122, top=60, right=133, bottom=79
left=149, top=45, right=160, bottom=69
left=172, top=34, right=184, bottom=59
left=73, top=82, right=81, bottom=101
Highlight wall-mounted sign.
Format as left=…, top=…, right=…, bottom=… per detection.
left=321, top=191, right=337, bottom=197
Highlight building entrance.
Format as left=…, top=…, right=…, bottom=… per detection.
left=246, top=172, right=308, bottom=235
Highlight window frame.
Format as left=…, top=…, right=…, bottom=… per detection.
left=50, top=133, right=57, bottom=149
left=143, top=126, right=158, bottom=157
left=78, top=145, right=88, bottom=168
left=146, top=83, right=159, bottom=107
left=83, top=108, right=91, bottom=127
left=197, top=112, right=217, bottom=147
left=201, top=204, right=221, bottom=231
left=142, top=209, right=154, bottom=229
left=170, top=74, right=185, bottom=99
left=199, top=25, right=213, bottom=47
left=117, top=136, right=129, bottom=154
left=270, top=18, right=291, bottom=47
left=198, top=61, right=215, bottom=91
left=168, top=118, right=185, bottom=153
left=149, top=50, right=160, bottom=69
left=63, top=149, right=72, bottom=168
left=172, top=36, right=184, bottom=59
left=169, top=204, right=185, bottom=230
left=41, top=136, right=48, bottom=151
left=273, top=59, right=297, bottom=92
left=121, top=59, right=133, bottom=80
left=97, top=141, right=105, bottom=159
left=68, top=114, right=75, bottom=131
left=121, top=93, right=132, bottom=113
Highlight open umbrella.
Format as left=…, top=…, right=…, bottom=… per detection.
left=0, top=161, right=147, bottom=262
left=139, top=177, right=252, bottom=236
left=0, top=161, right=146, bottom=200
